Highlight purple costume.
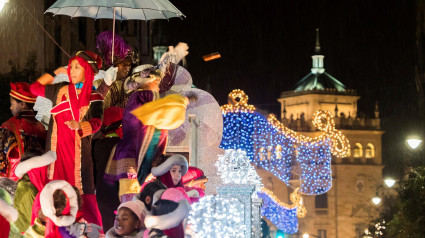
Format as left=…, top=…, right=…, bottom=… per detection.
left=104, top=64, right=178, bottom=200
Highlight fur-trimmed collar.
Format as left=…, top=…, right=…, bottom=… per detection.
left=15, top=151, right=57, bottom=177
left=0, top=199, right=18, bottom=223
left=40, top=180, right=78, bottom=227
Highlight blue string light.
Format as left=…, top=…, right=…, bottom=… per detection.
left=257, top=190, right=298, bottom=234
left=220, top=110, right=332, bottom=195
left=219, top=89, right=343, bottom=235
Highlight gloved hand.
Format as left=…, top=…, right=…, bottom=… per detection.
left=169, top=42, right=189, bottom=64
left=67, top=222, right=86, bottom=237
left=186, top=189, right=199, bottom=198
left=158, top=42, right=189, bottom=72
left=104, top=66, right=118, bottom=86
left=85, top=223, right=103, bottom=238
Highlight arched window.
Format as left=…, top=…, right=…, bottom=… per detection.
left=365, top=143, right=375, bottom=158
left=352, top=143, right=363, bottom=158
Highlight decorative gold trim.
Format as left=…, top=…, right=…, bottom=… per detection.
left=74, top=130, right=82, bottom=194
left=48, top=119, right=58, bottom=180
left=79, top=121, right=92, bottom=138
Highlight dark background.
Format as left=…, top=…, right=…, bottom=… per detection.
left=155, top=0, right=420, bottom=178
left=1, top=0, right=421, bottom=179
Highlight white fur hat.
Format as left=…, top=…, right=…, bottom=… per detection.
left=151, top=154, right=188, bottom=177
left=15, top=151, right=57, bottom=177
left=0, top=188, right=18, bottom=223
left=40, top=180, right=78, bottom=227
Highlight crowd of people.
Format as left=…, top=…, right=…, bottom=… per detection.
left=0, top=31, right=207, bottom=238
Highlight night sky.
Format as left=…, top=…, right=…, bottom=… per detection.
left=156, top=0, right=419, bottom=177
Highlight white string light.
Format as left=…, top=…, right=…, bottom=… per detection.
left=188, top=195, right=245, bottom=238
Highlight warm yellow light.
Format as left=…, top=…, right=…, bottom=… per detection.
left=384, top=178, right=396, bottom=188
left=0, top=0, right=8, bottom=12
left=222, top=90, right=350, bottom=158
left=303, top=233, right=310, bottom=238
left=221, top=89, right=256, bottom=114
left=268, top=111, right=350, bottom=158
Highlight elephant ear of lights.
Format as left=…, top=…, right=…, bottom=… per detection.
left=220, top=90, right=350, bottom=195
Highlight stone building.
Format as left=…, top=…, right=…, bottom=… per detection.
left=257, top=30, right=385, bottom=238
left=0, top=0, right=152, bottom=73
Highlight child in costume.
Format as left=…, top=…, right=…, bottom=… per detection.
left=30, top=51, right=105, bottom=228
left=38, top=180, right=79, bottom=237
left=138, top=180, right=166, bottom=212
left=150, top=155, right=201, bottom=204
left=144, top=188, right=191, bottom=238
left=0, top=188, right=21, bottom=238
left=104, top=64, right=191, bottom=202
left=0, top=82, right=46, bottom=181
left=105, top=200, right=147, bottom=238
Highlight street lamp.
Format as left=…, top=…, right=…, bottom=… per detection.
left=371, top=194, right=382, bottom=205
left=371, top=178, right=396, bottom=205
left=406, top=136, right=422, bottom=150
left=384, top=178, right=396, bottom=188
left=0, top=0, right=8, bottom=12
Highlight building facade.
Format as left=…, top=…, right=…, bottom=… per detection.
left=257, top=30, right=385, bottom=238
left=0, top=0, right=152, bottom=73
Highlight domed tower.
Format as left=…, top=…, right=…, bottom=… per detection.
left=272, top=29, right=385, bottom=238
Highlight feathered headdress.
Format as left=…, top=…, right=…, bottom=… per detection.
left=96, top=31, right=135, bottom=68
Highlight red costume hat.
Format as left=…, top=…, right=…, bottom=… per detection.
left=75, top=51, right=102, bottom=74
left=9, top=82, right=37, bottom=103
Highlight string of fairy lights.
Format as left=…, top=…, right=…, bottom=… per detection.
left=257, top=187, right=308, bottom=233
left=188, top=195, right=245, bottom=238
left=220, top=89, right=348, bottom=195
left=217, top=89, right=351, bottom=234
left=268, top=111, right=350, bottom=158
left=215, top=149, right=263, bottom=198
